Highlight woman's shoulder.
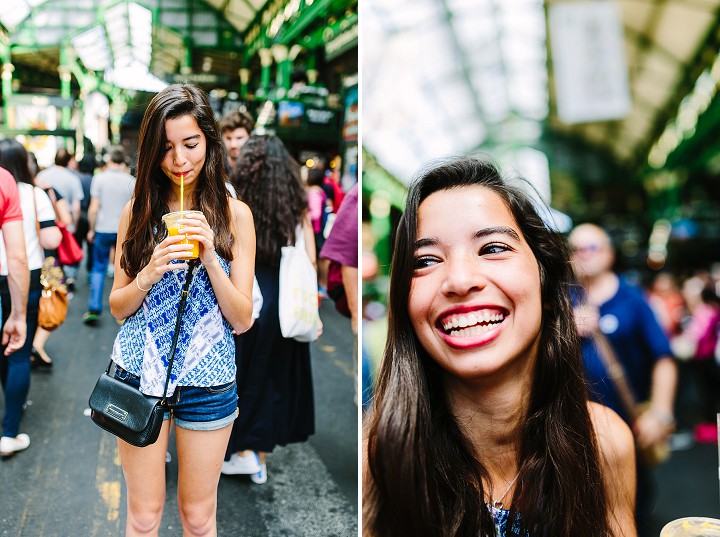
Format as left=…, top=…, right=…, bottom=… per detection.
left=588, top=402, right=633, bottom=454
left=17, top=182, right=35, bottom=197
left=587, top=401, right=635, bottom=490
left=120, top=198, right=133, bottom=217
left=228, top=196, right=253, bottom=221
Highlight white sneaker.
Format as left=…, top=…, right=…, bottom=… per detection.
left=250, top=464, right=267, bottom=484
left=0, top=434, right=30, bottom=456
left=221, top=452, right=261, bottom=475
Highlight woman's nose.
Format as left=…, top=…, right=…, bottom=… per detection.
left=172, top=148, right=188, bottom=165
left=440, top=255, right=486, bottom=296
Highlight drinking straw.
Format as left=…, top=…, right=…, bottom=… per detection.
left=180, top=173, right=184, bottom=212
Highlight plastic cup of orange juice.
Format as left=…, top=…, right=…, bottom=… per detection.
left=162, top=210, right=202, bottom=259
left=660, top=517, right=720, bottom=536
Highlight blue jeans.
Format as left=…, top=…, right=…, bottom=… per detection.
left=113, top=364, right=238, bottom=431
left=0, top=286, right=41, bottom=438
left=88, top=232, right=117, bottom=313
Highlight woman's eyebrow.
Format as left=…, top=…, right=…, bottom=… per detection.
left=474, top=226, right=521, bottom=242
left=414, top=237, right=437, bottom=249
left=166, top=134, right=201, bottom=145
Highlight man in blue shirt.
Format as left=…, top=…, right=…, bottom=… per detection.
left=570, top=223, right=677, bottom=537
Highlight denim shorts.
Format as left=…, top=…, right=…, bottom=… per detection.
left=112, top=363, right=238, bottom=431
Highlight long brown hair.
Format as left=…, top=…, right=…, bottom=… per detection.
left=0, top=138, right=33, bottom=185
left=364, top=157, right=609, bottom=537
left=121, top=83, right=232, bottom=278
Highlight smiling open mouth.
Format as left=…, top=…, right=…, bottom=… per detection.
left=439, top=310, right=506, bottom=337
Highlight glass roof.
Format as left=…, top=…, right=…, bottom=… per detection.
left=1, top=0, right=48, bottom=32
left=0, top=0, right=270, bottom=34
left=365, top=0, right=720, bottom=183
left=363, top=0, right=548, bottom=184
left=0, top=0, right=250, bottom=93
left=67, top=2, right=167, bottom=92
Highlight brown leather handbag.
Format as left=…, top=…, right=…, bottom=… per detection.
left=32, top=189, right=68, bottom=332
left=38, top=267, right=68, bottom=331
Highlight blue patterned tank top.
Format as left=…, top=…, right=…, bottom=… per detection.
left=488, top=505, right=528, bottom=537
left=111, top=257, right=235, bottom=397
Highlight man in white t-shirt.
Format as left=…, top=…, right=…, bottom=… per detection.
left=36, top=149, right=84, bottom=291
left=83, top=146, right=135, bottom=324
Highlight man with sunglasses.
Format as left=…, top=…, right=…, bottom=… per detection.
left=569, top=223, right=677, bottom=537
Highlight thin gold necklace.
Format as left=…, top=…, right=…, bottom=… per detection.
left=490, top=471, right=521, bottom=510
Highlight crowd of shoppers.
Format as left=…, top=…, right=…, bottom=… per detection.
left=83, top=146, right=135, bottom=324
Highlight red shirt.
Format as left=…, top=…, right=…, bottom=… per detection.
left=0, top=167, right=23, bottom=274
left=0, top=167, right=22, bottom=226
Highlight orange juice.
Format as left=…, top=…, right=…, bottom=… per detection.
left=162, top=210, right=202, bottom=259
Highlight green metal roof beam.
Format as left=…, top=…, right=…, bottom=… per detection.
left=641, top=6, right=720, bottom=173
left=298, top=12, right=357, bottom=50
left=244, top=0, right=354, bottom=61
left=276, top=0, right=335, bottom=45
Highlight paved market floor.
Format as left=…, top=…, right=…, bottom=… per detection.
left=0, top=269, right=358, bottom=537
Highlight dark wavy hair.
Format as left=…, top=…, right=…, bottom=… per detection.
left=0, top=138, right=33, bottom=185
left=230, top=134, right=307, bottom=266
left=121, top=83, right=233, bottom=278
left=364, top=157, right=609, bottom=537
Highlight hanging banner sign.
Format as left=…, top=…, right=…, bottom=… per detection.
left=166, top=73, right=229, bottom=85
left=548, top=1, right=631, bottom=124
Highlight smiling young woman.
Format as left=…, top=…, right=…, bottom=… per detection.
left=107, top=83, right=256, bottom=537
left=363, top=157, right=637, bottom=537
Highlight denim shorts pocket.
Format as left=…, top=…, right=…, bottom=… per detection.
left=205, top=380, right=236, bottom=394
left=113, top=364, right=140, bottom=386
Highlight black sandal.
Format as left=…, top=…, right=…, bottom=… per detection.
left=30, top=348, right=53, bottom=368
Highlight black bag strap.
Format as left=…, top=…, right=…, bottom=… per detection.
left=105, top=260, right=199, bottom=403
left=160, top=260, right=199, bottom=402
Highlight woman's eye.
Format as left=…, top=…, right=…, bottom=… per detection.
left=413, top=255, right=440, bottom=269
left=186, top=144, right=198, bottom=149
left=481, top=243, right=511, bottom=255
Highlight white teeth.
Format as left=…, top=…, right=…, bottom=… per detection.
left=449, top=324, right=495, bottom=338
left=441, top=311, right=506, bottom=334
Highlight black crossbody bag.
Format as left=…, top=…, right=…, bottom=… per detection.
left=88, top=261, right=197, bottom=447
